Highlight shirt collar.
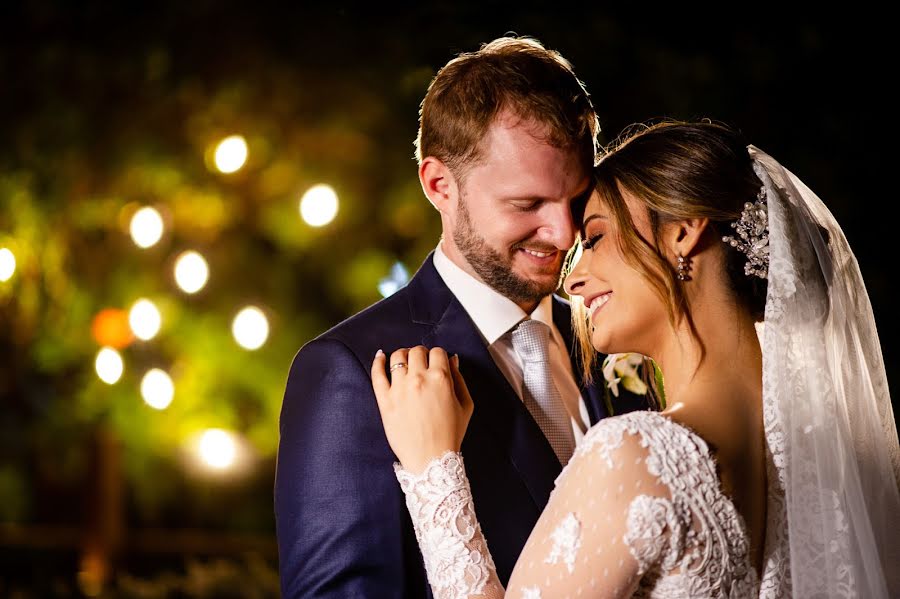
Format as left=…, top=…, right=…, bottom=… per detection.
left=433, top=242, right=555, bottom=345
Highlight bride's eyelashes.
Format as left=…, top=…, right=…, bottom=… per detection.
left=581, top=232, right=604, bottom=250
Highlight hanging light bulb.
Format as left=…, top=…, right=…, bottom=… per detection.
left=299, top=184, right=339, bottom=227
left=232, top=306, right=269, bottom=350
left=141, top=368, right=174, bottom=410
left=198, top=428, right=237, bottom=470
left=129, top=207, right=164, bottom=249
left=174, top=251, right=209, bottom=294
left=0, top=248, right=16, bottom=281
left=214, top=135, right=248, bottom=174
left=95, top=347, right=124, bottom=385
left=129, top=299, right=162, bottom=341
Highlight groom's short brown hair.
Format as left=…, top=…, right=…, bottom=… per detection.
left=415, top=36, right=599, bottom=181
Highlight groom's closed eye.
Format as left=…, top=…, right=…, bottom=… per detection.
left=504, top=196, right=545, bottom=211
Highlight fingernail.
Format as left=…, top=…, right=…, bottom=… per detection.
left=376, top=349, right=384, bottom=357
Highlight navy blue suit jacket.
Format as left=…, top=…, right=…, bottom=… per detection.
left=275, top=253, right=645, bottom=598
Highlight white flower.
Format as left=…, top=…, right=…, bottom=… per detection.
left=602, top=353, right=648, bottom=397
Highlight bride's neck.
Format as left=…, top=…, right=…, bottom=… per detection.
left=653, top=299, right=762, bottom=411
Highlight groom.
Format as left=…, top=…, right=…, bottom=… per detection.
left=275, top=37, right=644, bottom=598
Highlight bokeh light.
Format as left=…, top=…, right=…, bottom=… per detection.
left=91, top=308, right=134, bottom=349
left=378, top=262, right=410, bottom=298
left=0, top=248, right=16, bottom=281
left=129, top=207, right=164, bottom=249
left=141, top=369, right=174, bottom=410
left=232, top=306, right=269, bottom=350
left=129, top=299, right=161, bottom=341
left=214, top=135, right=248, bottom=174
left=95, top=347, right=124, bottom=385
left=174, top=251, right=209, bottom=294
left=198, top=429, right=237, bottom=470
left=299, top=184, right=339, bottom=227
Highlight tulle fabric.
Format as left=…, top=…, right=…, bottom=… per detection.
left=752, top=145, right=900, bottom=598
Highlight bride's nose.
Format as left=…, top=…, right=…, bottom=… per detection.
left=564, top=251, right=589, bottom=297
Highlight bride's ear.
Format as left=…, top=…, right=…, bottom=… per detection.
left=664, top=217, right=710, bottom=260
left=419, top=157, right=458, bottom=213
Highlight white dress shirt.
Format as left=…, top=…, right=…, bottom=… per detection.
left=433, top=243, right=590, bottom=443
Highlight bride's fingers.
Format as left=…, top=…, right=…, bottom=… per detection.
left=388, top=348, right=410, bottom=380
left=428, top=347, right=450, bottom=374
left=371, top=349, right=391, bottom=406
left=407, top=345, right=429, bottom=373
left=450, top=354, right=475, bottom=415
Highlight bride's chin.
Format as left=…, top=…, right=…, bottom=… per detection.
left=590, top=334, right=616, bottom=356
left=591, top=333, right=634, bottom=358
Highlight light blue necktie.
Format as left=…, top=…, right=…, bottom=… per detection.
left=510, top=319, right=575, bottom=465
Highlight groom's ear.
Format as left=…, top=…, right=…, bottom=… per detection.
left=419, top=157, right=458, bottom=213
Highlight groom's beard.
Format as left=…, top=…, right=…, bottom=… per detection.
left=453, top=196, right=563, bottom=306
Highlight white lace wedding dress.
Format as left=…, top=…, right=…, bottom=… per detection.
left=396, top=410, right=763, bottom=599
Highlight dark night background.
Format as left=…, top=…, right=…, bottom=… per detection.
left=0, top=2, right=896, bottom=597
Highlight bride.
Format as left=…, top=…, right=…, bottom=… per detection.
left=370, top=121, right=900, bottom=598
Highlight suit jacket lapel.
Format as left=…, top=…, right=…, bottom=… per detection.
left=407, top=254, right=562, bottom=509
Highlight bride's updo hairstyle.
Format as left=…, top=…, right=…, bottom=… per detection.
left=572, top=120, right=768, bottom=380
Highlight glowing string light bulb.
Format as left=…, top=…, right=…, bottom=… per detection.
left=214, top=135, right=248, bottom=174
left=130, top=207, right=164, bottom=248
left=129, top=299, right=161, bottom=341
left=95, top=347, right=124, bottom=385
left=299, top=184, right=339, bottom=227
left=174, top=251, right=209, bottom=294
left=198, top=429, right=237, bottom=470
left=141, top=368, right=174, bottom=410
left=0, top=248, right=15, bottom=281
left=232, top=306, right=269, bottom=350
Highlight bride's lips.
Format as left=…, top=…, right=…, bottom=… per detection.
left=585, top=291, right=612, bottom=319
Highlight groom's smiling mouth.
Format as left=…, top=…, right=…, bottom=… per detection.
left=517, top=247, right=561, bottom=266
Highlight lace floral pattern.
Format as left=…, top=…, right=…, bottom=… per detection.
left=395, top=412, right=761, bottom=598
left=544, top=513, right=581, bottom=573
left=575, top=412, right=758, bottom=598
left=394, top=452, right=498, bottom=599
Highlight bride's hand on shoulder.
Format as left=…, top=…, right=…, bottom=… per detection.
left=371, top=346, right=474, bottom=474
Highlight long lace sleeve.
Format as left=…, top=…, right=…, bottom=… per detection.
left=394, top=452, right=505, bottom=599
left=504, top=416, right=677, bottom=598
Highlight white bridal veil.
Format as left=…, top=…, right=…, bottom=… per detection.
left=751, top=146, right=900, bottom=598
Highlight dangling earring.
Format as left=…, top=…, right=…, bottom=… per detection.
left=677, top=254, right=692, bottom=281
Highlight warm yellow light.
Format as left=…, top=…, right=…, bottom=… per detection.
left=141, top=368, right=174, bottom=410
left=198, top=429, right=237, bottom=470
left=129, top=207, right=164, bottom=249
left=232, top=306, right=269, bottom=350
left=174, top=251, right=209, bottom=294
left=129, top=299, right=162, bottom=341
left=95, top=347, right=124, bottom=385
left=214, top=135, right=248, bottom=174
left=299, top=184, right=339, bottom=227
left=0, top=248, right=16, bottom=282
left=0, top=248, right=16, bottom=281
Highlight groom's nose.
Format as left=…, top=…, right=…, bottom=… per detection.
left=535, top=202, right=577, bottom=249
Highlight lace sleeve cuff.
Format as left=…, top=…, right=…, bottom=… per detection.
left=394, top=452, right=498, bottom=599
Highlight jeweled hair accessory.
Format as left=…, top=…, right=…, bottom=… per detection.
left=722, top=184, right=769, bottom=279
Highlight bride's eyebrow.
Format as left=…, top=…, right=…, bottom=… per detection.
left=580, top=213, right=608, bottom=236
